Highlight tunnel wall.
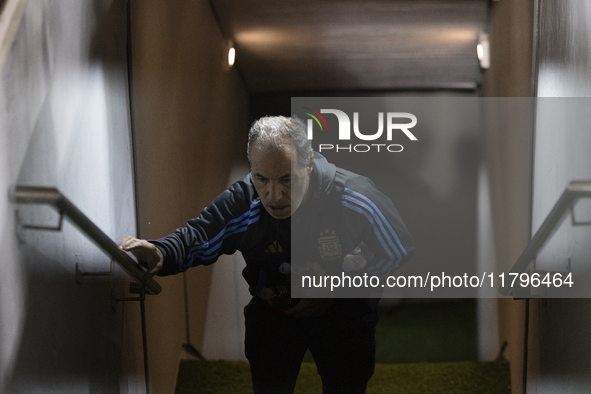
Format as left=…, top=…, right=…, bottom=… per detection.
left=481, top=1, right=534, bottom=393
left=0, top=0, right=138, bottom=392
left=129, top=0, right=250, bottom=392
left=529, top=1, right=591, bottom=393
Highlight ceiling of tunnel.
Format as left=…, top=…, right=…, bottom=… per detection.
left=209, top=0, right=489, bottom=93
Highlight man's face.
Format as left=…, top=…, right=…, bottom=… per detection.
left=250, top=139, right=314, bottom=219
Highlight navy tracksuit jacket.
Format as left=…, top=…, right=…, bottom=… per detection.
left=150, top=152, right=414, bottom=305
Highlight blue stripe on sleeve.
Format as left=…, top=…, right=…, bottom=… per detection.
left=341, top=195, right=403, bottom=260
left=342, top=194, right=401, bottom=259
left=341, top=200, right=397, bottom=261
left=190, top=215, right=260, bottom=259
left=190, top=201, right=261, bottom=252
left=344, top=188, right=407, bottom=256
left=186, top=199, right=262, bottom=264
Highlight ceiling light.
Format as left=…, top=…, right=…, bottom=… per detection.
left=228, top=47, right=235, bottom=67
left=477, top=33, right=490, bottom=69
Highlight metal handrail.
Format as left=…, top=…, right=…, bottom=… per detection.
left=13, top=185, right=162, bottom=295
left=500, top=180, right=591, bottom=296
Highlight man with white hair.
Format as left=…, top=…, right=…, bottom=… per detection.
left=119, top=116, right=414, bottom=393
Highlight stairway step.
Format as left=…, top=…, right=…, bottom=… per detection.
left=175, top=359, right=510, bottom=394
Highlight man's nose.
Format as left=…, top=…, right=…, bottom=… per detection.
left=269, top=182, right=282, bottom=202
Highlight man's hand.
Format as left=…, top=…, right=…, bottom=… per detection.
left=118, top=236, right=164, bottom=280
left=283, top=298, right=333, bottom=318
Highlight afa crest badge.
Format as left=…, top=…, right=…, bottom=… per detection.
left=318, top=229, right=342, bottom=260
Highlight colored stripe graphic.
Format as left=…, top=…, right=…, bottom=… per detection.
left=303, top=107, right=329, bottom=131
left=305, top=113, right=323, bottom=131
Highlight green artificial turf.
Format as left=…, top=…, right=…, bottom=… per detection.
left=176, top=300, right=487, bottom=393
left=368, top=361, right=511, bottom=394
left=175, top=359, right=511, bottom=394
left=375, top=299, right=478, bottom=363
left=303, top=299, right=478, bottom=364
left=175, top=359, right=253, bottom=394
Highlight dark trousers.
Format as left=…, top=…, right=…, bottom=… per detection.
left=244, top=297, right=378, bottom=394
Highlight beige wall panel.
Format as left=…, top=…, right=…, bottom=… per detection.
left=129, top=0, right=249, bottom=392
left=482, top=0, right=534, bottom=97
left=481, top=1, right=534, bottom=394
left=481, top=97, right=533, bottom=394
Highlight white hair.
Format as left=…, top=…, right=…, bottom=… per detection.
left=247, top=116, right=313, bottom=167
